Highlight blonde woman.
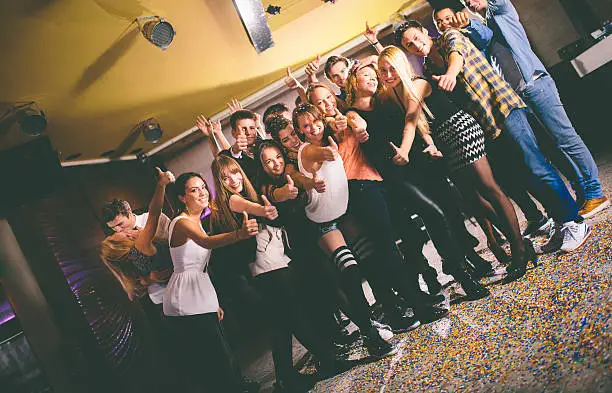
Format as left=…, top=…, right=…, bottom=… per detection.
left=376, top=45, right=535, bottom=281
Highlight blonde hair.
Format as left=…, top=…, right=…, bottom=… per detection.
left=306, top=83, right=347, bottom=115
left=345, top=63, right=385, bottom=107
left=100, top=237, right=146, bottom=299
left=210, top=155, right=259, bottom=233
left=378, top=45, right=433, bottom=135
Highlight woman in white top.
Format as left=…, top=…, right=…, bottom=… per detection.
left=293, top=103, right=397, bottom=360
left=163, top=172, right=258, bottom=393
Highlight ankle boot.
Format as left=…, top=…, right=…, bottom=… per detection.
left=421, top=266, right=443, bottom=294
left=453, top=269, right=490, bottom=300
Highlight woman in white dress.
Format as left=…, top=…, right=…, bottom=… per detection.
left=163, top=172, right=259, bottom=393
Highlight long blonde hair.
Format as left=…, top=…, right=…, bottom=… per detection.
left=210, top=155, right=258, bottom=233
left=345, top=63, right=385, bottom=107
left=100, top=237, right=146, bottom=299
left=379, top=45, right=433, bottom=135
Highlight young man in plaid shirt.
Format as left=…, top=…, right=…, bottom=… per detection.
left=395, top=21, right=591, bottom=254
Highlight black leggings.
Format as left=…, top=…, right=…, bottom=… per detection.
left=386, top=172, right=468, bottom=275
left=254, top=267, right=333, bottom=380
left=165, top=313, right=243, bottom=393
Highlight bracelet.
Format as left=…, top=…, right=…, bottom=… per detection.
left=371, top=41, right=379, bottom=46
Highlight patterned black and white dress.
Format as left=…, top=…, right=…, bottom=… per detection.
left=417, top=76, right=486, bottom=172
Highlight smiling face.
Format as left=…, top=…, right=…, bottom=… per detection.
left=278, top=124, right=301, bottom=153
left=378, top=58, right=401, bottom=88
left=310, top=86, right=337, bottom=116
left=401, top=26, right=433, bottom=57
left=260, top=146, right=286, bottom=177
left=434, top=8, right=455, bottom=33
left=296, top=112, right=325, bottom=144
left=180, top=176, right=210, bottom=211
left=220, top=168, right=244, bottom=194
left=328, top=60, right=349, bottom=88
left=355, top=66, right=379, bottom=96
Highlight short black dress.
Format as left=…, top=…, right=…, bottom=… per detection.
left=416, top=76, right=487, bottom=172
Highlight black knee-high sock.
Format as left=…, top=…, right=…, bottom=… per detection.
left=331, top=247, right=372, bottom=332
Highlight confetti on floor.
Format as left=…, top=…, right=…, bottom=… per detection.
left=308, top=218, right=612, bottom=393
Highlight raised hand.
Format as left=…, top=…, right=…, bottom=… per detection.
left=389, top=142, right=409, bottom=166
left=423, top=144, right=443, bottom=159
left=195, top=115, right=212, bottom=136
left=432, top=74, right=457, bottom=92
left=321, top=136, right=340, bottom=161
left=235, top=129, right=248, bottom=152
left=227, top=97, right=243, bottom=114
left=450, top=11, right=470, bottom=29
left=238, top=211, right=259, bottom=239
left=284, top=175, right=299, bottom=199
left=305, top=55, right=321, bottom=80
left=331, top=108, right=348, bottom=133
left=311, top=170, right=326, bottom=193
left=156, top=167, right=176, bottom=185
left=347, top=112, right=369, bottom=142
left=261, top=195, right=279, bottom=220
left=284, top=67, right=303, bottom=90
left=364, top=21, right=378, bottom=44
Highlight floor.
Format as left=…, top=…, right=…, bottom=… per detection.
left=243, top=149, right=612, bottom=393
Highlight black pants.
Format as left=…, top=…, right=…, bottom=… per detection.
left=165, top=313, right=243, bottom=393
left=254, top=267, right=333, bottom=380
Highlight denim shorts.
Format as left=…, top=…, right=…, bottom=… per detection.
left=315, top=220, right=340, bottom=236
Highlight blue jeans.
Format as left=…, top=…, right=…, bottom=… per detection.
left=501, top=108, right=579, bottom=223
left=522, top=75, right=603, bottom=201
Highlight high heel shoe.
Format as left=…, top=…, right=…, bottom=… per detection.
left=421, top=266, right=443, bottom=295
left=488, top=241, right=511, bottom=266
left=504, top=238, right=538, bottom=282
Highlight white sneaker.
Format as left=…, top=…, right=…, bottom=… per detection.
left=371, top=320, right=394, bottom=342
left=560, top=221, right=592, bottom=252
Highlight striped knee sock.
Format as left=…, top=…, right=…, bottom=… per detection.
left=331, top=246, right=358, bottom=272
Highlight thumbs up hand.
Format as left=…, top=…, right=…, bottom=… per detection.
left=389, top=141, right=409, bottom=166
left=274, top=175, right=299, bottom=202
left=238, top=211, right=259, bottom=239
left=156, top=167, right=176, bottom=185
left=322, top=136, right=339, bottom=161
left=311, top=170, right=327, bottom=193
left=347, top=112, right=369, bottom=142
left=284, top=67, right=303, bottom=90
left=235, top=129, right=248, bottom=152
left=331, top=108, right=348, bottom=133
left=261, top=195, right=279, bottom=220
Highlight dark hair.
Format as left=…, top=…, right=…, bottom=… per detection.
left=262, top=103, right=290, bottom=124
left=292, top=103, right=324, bottom=131
left=173, top=172, right=207, bottom=211
left=101, top=199, right=131, bottom=223
left=324, top=55, right=350, bottom=79
left=256, top=139, right=286, bottom=167
left=265, top=115, right=291, bottom=142
left=394, top=20, right=425, bottom=47
left=229, top=109, right=257, bottom=131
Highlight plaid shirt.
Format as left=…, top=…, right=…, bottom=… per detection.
left=427, top=29, right=525, bottom=140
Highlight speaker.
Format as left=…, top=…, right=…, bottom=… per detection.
left=0, top=137, right=64, bottom=214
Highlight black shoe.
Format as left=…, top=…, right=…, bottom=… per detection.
left=421, top=266, right=443, bottom=294
left=334, top=310, right=351, bottom=329
left=363, top=328, right=398, bottom=359
left=332, top=327, right=360, bottom=346
left=274, top=372, right=317, bottom=393
left=492, top=225, right=506, bottom=245
left=465, top=253, right=494, bottom=279
left=414, top=305, right=449, bottom=324
left=381, top=308, right=421, bottom=333
left=454, top=269, right=490, bottom=300
left=523, top=216, right=552, bottom=238
left=412, top=289, right=445, bottom=306
left=504, top=238, right=539, bottom=283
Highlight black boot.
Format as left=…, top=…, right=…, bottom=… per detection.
left=465, top=251, right=494, bottom=279
left=381, top=304, right=420, bottom=333
left=453, top=269, right=490, bottom=300
left=413, top=305, right=449, bottom=324
left=421, top=265, right=443, bottom=294
left=362, top=326, right=398, bottom=359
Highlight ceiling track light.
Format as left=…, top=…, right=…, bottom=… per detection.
left=0, top=101, right=47, bottom=136
left=139, top=117, right=163, bottom=143
left=135, top=15, right=175, bottom=50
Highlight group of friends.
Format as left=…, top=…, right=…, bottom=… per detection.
left=99, top=1, right=609, bottom=392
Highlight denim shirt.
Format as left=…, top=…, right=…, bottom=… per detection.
left=485, top=0, right=547, bottom=83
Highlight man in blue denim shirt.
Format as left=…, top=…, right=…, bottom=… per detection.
left=461, top=0, right=609, bottom=224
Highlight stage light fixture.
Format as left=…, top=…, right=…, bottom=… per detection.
left=136, top=16, right=175, bottom=50
left=139, top=118, right=163, bottom=143
left=0, top=101, right=47, bottom=136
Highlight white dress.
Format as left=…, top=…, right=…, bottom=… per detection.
left=163, top=216, right=219, bottom=316
left=297, top=143, right=349, bottom=223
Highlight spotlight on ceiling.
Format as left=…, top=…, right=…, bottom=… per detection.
left=139, top=118, right=163, bottom=143
left=136, top=16, right=175, bottom=50
left=0, top=101, right=47, bottom=136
